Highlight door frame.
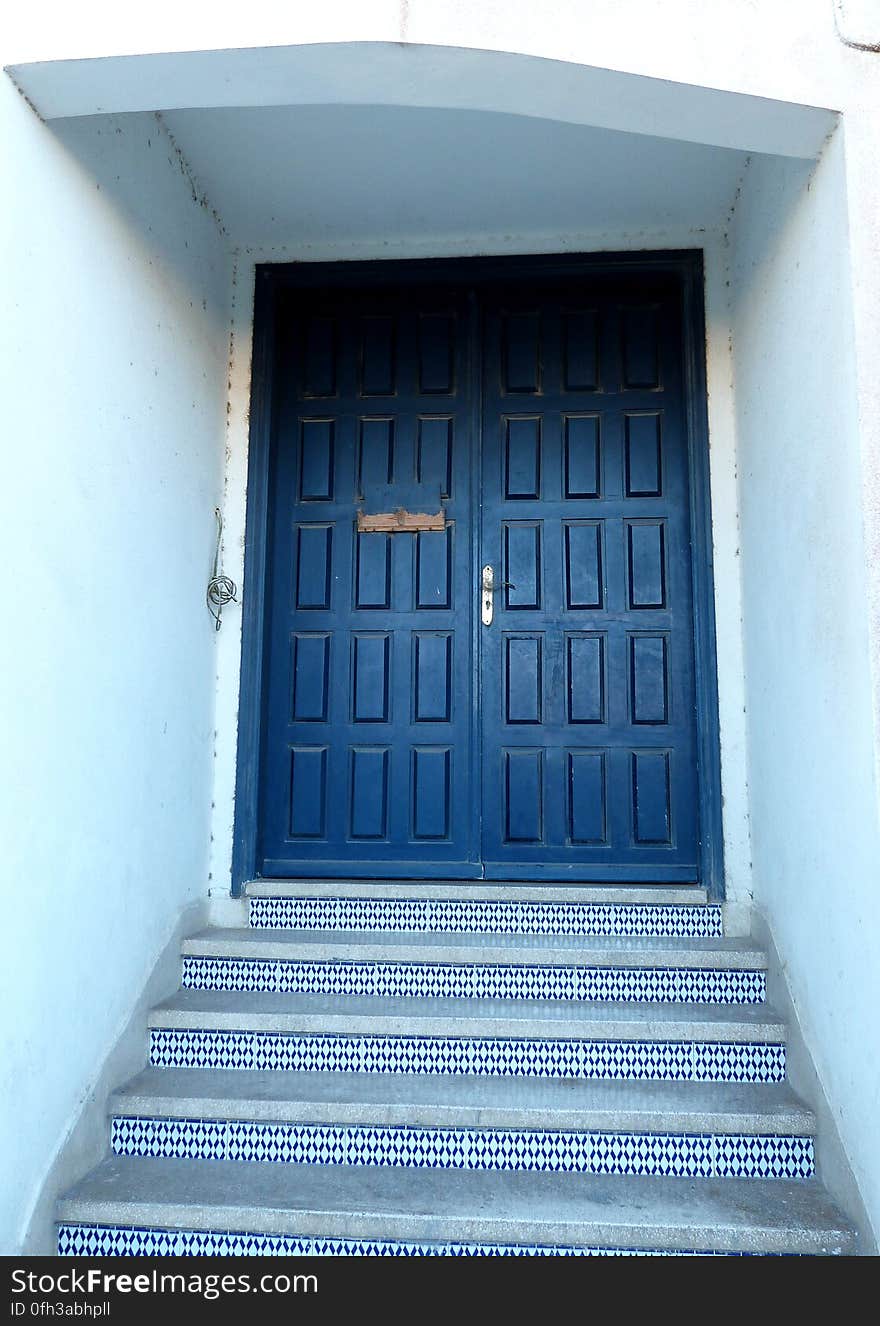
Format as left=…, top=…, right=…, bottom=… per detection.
left=231, top=251, right=724, bottom=898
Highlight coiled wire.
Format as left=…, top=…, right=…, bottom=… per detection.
left=207, top=507, right=238, bottom=630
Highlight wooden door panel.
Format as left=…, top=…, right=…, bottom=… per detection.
left=479, top=282, right=700, bottom=878
left=259, top=287, right=477, bottom=876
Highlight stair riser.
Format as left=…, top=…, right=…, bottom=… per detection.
left=250, top=898, right=723, bottom=938
left=110, top=1117, right=814, bottom=1179
left=182, top=957, right=764, bottom=1004
left=57, top=1225, right=804, bottom=1257
left=150, top=1030, right=786, bottom=1083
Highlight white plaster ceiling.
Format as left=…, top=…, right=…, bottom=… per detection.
left=160, top=103, right=751, bottom=251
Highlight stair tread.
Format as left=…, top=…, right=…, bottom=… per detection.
left=185, top=928, right=764, bottom=968
left=111, top=1068, right=814, bottom=1132
left=150, top=989, right=785, bottom=1040
left=59, top=1155, right=853, bottom=1252
left=149, top=991, right=784, bottom=1028
left=246, top=881, right=710, bottom=904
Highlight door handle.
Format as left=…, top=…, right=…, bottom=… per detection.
left=481, top=565, right=516, bottom=626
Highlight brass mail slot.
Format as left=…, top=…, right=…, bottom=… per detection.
left=357, top=508, right=446, bottom=534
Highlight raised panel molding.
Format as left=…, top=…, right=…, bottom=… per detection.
left=411, top=747, right=452, bottom=840
left=418, top=314, right=456, bottom=394
left=349, top=747, right=390, bottom=840
left=566, top=633, right=606, bottom=724
left=351, top=633, right=391, bottom=723
left=502, top=311, right=541, bottom=394
left=415, top=528, right=453, bottom=609
left=564, top=522, right=603, bottom=610
left=299, top=418, right=335, bottom=501
left=355, top=531, right=392, bottom=609
left=625, top=413, right=663, bottom=497
left=503, top=522, right=542, bottom=610
left=295, top=524, right=333, bottom=610
left=413, top=633, right=453, bottom=723
left=630, top=634, right=669, bottom=725
left=503, top=416, right=542, bottom=500
left=563, top=309, right=600, bottom=392
left=302, top=316, right=336, bottom=397
left=503, top=748, right=544, bottom=843
left=621, top=304, right=661, bottom=390
left=564, top=415, right=601, bottom=499
left=504, top=635, right=543, bottom=725
left=632, top=750, right=672, bottom=845
left=288, top=747, right=328, bottom=839
left=568, top=750, right=608, bottom=844
left=357, top=416, right=395, bottom=490
left=416, top=417, right=453, bottom=498
left=291, top=633, right=330, bottom=722
left=627, top=521, right=666, bottom=609
left=360, top=315, right=396, bottom=396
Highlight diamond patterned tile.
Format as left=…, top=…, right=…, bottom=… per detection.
left=111, top=1116, right=814, bottom=1178
left=182, top=957, right=764, bottom=1004
left=249, top=898, right=723, bottom=938
left=149, top=1029, right=786, bottom=1083
left=57, top=1223, right=783, bottom=1257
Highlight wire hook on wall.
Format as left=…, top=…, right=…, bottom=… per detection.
left=207, top=507, right=238, bottom=631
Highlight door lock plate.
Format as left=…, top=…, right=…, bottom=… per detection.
left=481, top=565, right=494, bottom=626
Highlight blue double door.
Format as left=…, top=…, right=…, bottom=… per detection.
left=258, top=270, right=702, bottom=881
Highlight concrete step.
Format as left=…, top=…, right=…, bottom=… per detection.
left=181, top=930, right=765, bottom=1004
left=110, top=1068, right=816, bottom=1134
left=185, top=928, right=762, bottom=967
left=249, top=895, right=723, bottom=938
left=149, top=989, right=784, bottom=1042
left=57, top=1156, right=855, bottom=1255
left=247, top=881, right=709, bottom=904
left=109, top=1070, right=814, bottom=1182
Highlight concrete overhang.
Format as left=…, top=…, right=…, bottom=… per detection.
left=8, top=41, right=836, bottom=159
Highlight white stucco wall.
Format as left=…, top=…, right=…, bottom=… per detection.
left=0, top=82, right=231, bottom=1250
left=729, top=129, right=880, bottom=1234
left=0, top=0, right=874, bottom=108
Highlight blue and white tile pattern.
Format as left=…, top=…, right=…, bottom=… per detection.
left=182, top=956, right=765, bottom=1004
left=249, top=897, right=723, bottom=938
left=57, top=1224, right=779, bottom=1257
left=150, top=1029, right=786, bottom=1083
left=111, top=1116, right=814, bottom=1179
